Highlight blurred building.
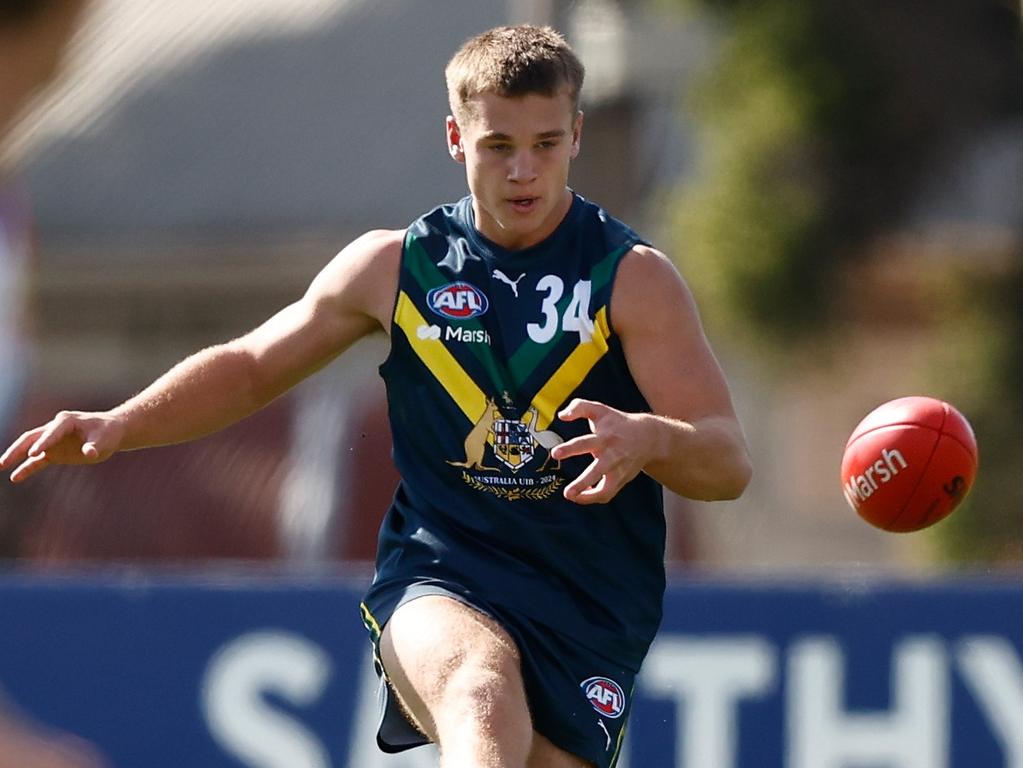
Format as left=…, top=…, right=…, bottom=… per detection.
left=0, top=0, right=711, bottom=566
left=2, top=0, right=1019, bottom=570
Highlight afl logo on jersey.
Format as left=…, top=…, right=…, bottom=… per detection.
left=581, top=676, right=626, bottom=719
left=427, top=281, right=489, bottom=319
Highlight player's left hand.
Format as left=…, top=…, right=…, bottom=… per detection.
left=551, top=398, right=655, bottom=505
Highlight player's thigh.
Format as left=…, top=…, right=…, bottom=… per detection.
left=379, top=594, right=528, bottom=736
left=527, top=731, right=594, bottom=768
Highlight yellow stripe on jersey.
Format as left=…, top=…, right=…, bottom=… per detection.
left=394, top=291, right=488, bottom=422
left=360, top=601, right=381, bottom=640
left=360, top=603, right=389, bottom=680
left=529, top=306, right=612, bottom=430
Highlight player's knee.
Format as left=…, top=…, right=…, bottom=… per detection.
left=439, top=658, right=517, bottom=712
left=436, top=658, right=530, bottom=737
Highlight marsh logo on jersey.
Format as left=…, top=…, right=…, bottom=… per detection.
left=415, top=324, right=491, bottom=345
left=416, top=324, right=442, bottom=340
left=427, top=281, right=489, bottom=319
left=581, top=677, right=626, bottom=719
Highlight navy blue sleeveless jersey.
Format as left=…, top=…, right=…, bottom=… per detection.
left=364, top=193, right=666, bottom=669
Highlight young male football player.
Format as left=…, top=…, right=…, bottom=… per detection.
left=2, top=25, right=752, bottom=768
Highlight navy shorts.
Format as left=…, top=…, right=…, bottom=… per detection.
left=360, top=580, right=635, bottom=768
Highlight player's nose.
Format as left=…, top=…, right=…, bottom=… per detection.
left=507, top=150, right=537, bottom=182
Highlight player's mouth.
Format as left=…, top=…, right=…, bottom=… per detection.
left=508, top=196, right=539, bottom=213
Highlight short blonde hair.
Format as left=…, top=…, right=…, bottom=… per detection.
left=445, top=25, right=585, bottom=124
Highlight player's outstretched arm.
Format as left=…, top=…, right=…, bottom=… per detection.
left=0, top=229, right=402, bottom=484
left=552, top=244, right=752, bottom=504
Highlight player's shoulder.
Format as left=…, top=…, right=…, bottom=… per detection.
left=312, top=228, right=404, bottom=302
left=347, top=228, right=406, bottom=259
left=612, top=244, right=695, bottom=333
left=618, top=243, right=682, bottom=285
left=324, top=228, right=405, bottom=276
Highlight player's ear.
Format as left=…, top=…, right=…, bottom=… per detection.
left=570, top=110, right=583, bottom=159
left=446, top=115, right=465, bottom=164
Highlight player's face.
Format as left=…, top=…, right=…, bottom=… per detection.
left=447, top=90, right=582, bottom=251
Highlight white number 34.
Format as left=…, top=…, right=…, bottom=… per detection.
left=526, top=275, right=595, bottom=344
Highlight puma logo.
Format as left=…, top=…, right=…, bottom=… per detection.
left=597, top=719, right=612, bottom=751
left=492, top=269, right=525, bottom=297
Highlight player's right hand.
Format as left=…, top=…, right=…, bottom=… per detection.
left=0, top=411, right=124, bottom=484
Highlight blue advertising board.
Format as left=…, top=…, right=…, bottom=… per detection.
left=1, top=570, right=1022, bottom=767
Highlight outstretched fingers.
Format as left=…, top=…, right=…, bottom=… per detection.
left=557, top=398, right=607, bottom=426
left=562, top=459, right=616, bottom=504
left=554, top=398, right=653, bottom=505
left=555, top=434, right=625, bottom=504
left=28, top=412, right=81, bottom=458
left=8, top=452, right=52, bottom=484
left=1, top=422, right=58, bottom=484
left=549, top=433, right=598, bottom=462
left=0, top=426, right=47, bottom=470
left=2, top=412, right=113, bottom=484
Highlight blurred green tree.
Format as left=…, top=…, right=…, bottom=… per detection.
left=667, top=0, right=1023, bottom=561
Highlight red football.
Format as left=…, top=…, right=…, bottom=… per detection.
left=841, top=396, right=978, bottom=532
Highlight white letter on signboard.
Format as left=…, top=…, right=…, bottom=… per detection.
left=639, top=636, right=775, bottom=768
left=202, top=631, right=332, bottom=768
left=957, top=636, right=1023, bottom=766
left=787, top=636, right=948, bottom=768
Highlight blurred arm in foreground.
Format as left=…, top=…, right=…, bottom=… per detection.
left=0, top=688, right=107, bottom=768
left=0, top=0, right=90, bottom=136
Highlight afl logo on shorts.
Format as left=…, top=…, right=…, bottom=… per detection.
left=427, top=281, right=489, bottom=319
left=581, top=676, right=626, bottom=719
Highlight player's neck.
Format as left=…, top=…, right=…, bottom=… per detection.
left=473, top=188, right=574, bottom=252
